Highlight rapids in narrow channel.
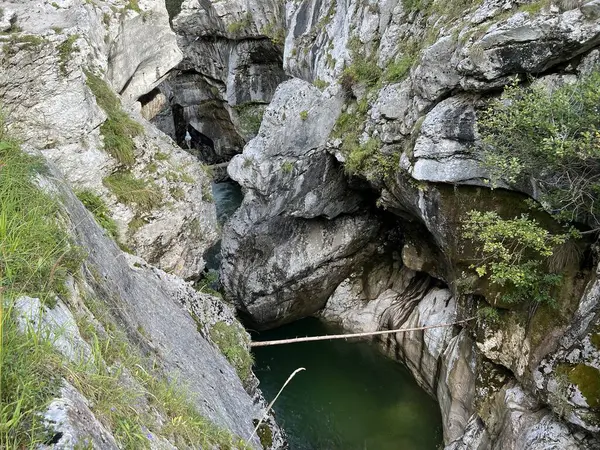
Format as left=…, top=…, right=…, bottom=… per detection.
left=252, top=318, right=444, bottom=450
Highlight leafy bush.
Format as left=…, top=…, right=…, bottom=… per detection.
left=85, top=71, right=143, bottom=166
left=479, top=73, right=600, bottom=227
left=463, top=210, right=572, bottom=305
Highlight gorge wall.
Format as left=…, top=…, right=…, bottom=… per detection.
left=4, top=0, right=600, bottom=448
left=213, top=0, right=600, bottom=448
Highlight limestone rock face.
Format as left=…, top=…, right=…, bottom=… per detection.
left=321, top=265, right=476, bottom=444
left=150, top=0, right=288, bottom=163
left=107, top=6, right=183, bottom=104
left=40, top=383, right=121, bottom=450
left=221, top=79, right=381, bottom=329
left=402, top=95, right=487, bottom=186
left=0, top=0, right=217, bottom=279
left=24, top=163, right=283, bottom=449
left=220, top=0, right=600, bottom=448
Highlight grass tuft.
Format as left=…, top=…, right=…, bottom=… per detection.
left=75, top=190, right=118, bottom=238
left=103, top=172, right=162, bottom=212
left=57, top=34, right=79, bottom=77
left=209, top=321, right=253, bottom=384
left=0, top=128, right=82, bottom=299
left=84, top=70, right=143, bottom=166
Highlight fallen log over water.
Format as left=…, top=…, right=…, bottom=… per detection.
left=250, top=317, right=476, bottom=347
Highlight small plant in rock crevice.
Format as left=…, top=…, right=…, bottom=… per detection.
left=209, top=321, right=253, bottom=384
left=102, top=172, right=162, bottom=212
left=462, top=210, right=575, bottom=306
left=57, top=34, right=79, bottom=76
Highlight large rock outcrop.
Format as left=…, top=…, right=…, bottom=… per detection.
left=221, top=78, right=382, bottom=329
left=14, top=161, right=283, bottom=449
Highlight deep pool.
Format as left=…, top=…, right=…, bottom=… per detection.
left=252, top=318, right=444, bottom=450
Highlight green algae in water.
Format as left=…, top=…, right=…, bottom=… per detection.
left=252, top=318, right=443, bottom=450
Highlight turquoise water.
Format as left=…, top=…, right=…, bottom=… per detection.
left=252, top=318, right=444, bottom=450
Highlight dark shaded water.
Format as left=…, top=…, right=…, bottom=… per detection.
left=204, top=181, right=244, bottom=271
left=252, top=318, right=444, bottom=450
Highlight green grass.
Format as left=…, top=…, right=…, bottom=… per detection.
left=0, top=123, right=251, bottom=449
left=313, top=79, right=330, bottom=90
left=75, top=190, right=118, bottom=239
left=57, top=34, right=79, bottom=77
left=0, top=303, right=63, bottom=448
left=103, top=172, right=162, bottom=211
left=77, top=296, right=252, bottom=449
left=227, top=12, right=253, bottom=34
left=124, top=0, right=141, bottom=13
left=0, top=123, right=82, bottom=447
left=85, top=70, right=143, bottom=166
left=3, top=34, right=46, bottom=57
left=0, top=131, right=82, bottom=299
left=209, top=322, right=253, bottom=384
left=384, top=53, right=417, bottom=83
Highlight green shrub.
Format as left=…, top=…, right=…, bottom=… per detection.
left=479, top=72, right=600, bottom=227
left=0, top=132, right=81, bottom=299
left=313, top=78, right=330, bottom=90
left=103, top=172, right=162, bottom=211
left=299, top=110, right=308, bottom=121
left=463, top=210, right=573, bottom=305
left=209, top=322, right=253, bottom=383
left=227, top=12, right=252, bottom=33
left=75, top=190, right=118, bottom=238
left=384, top=53, right=416, bottom=83
left=57, top=34, right=79, bottom=76
left=85, top=70, right=143, bottom=166
left=281, top=161, right=294, bottom=173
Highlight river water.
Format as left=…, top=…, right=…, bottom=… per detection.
left=252, top=318, right=444, bottom=450
left=204, top=181, right=244, bottom=271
